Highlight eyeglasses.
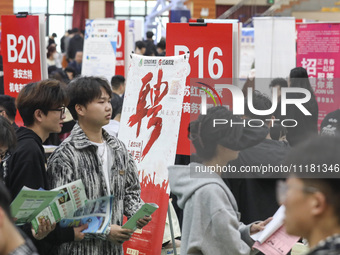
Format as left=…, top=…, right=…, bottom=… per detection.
left=276, top=180, right=319, bottom=204
left=49, top=106, right=66, bottom=119
left=0, top=151, right=10, bottom=162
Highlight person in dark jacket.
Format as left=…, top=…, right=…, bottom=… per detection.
left=5, top=80, right=87, bottom=255
left=67, top=28, right=84, bottom=61
left=226, top=91, right=290, bottom=225
left=285, top=67, right=319, bottom=146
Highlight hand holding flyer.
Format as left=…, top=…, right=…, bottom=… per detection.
left=122, top=203, right=158, bottom=231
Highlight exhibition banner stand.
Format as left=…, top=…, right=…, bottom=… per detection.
left=82, top=19, right=118, bottom=82
left=119, top=53, right=189, bottom=255
left=296, top=22, right=340, bottom=127
left=166, top=22, right=234, bottom=155
left=1, top=14, right=47, bottom=125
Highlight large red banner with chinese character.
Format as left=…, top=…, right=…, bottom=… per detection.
left=1, top=15, right=42, bottom=97
left=119, top=54, right=189, bottom=255
left=296, top=23, right=340, bottom=127
left=166, top=23, right=234, bottom=155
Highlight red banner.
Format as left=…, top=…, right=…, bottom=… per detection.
left=115, top=20, right=126, bottom=76
left=166, top=23, right=234, bottom=155
left=1, top=15, right=42, bottom=97
left=296, top=23, right=340, bottom=127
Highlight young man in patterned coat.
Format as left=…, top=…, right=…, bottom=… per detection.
left=47, top=76, right=151, bottom=255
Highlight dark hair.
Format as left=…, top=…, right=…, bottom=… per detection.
left=135, top=41, right=146, bottom=50
left=47, top=45, right=57, bottom=58
left=16, top=80, right=69, bottom=127
left=157, top=41, right=166, bottom=51
left=111, top=75, right=125, bottom=90
left=146, top=31, right=154, bottom=39
left=0, top=116, right=16, bottom=151
left=52, top=33, right=57, bottom=38
left=0, top=181, right=12, bottom=218
left=269, top=78, right=288, bottom=88
left=284, top=135, right=340, bottom=223
left=0, top=95, right=17, bottom=121
left=289, top=67, right=318, bottom=116
left=67, top=76, right=112, bottom=120
left=270, top=123, right=287, bottom=141
left=244, top=90, right=273, bottom=122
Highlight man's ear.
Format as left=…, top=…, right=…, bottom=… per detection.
left=310, top=192, right=327, bottom=216
left=75, top=104, right=85, bottom=117
left=33, top=109, right=44, bottom=123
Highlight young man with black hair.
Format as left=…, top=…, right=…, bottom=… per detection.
left=6, top=80, right=86, bottom=254
left=226, top=91, right=290, bottom=224
left=283, top=136, right=340, bottom=255
left=0, top=95, right=18, bottom=130
left=47, top=76, right=150, bottom=255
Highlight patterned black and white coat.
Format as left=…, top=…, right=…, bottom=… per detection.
left=47, top=123, right=143, bottom=255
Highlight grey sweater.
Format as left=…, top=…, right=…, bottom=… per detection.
left=47, top=123, right=143, bottom=255
left=168, top=163, right=257, bottom=255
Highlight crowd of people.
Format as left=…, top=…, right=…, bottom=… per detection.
left=0, top=25, right=338, bottom=255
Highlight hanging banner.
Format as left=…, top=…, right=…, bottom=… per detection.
left=82, top=19, right=118, bottom=82
left=166, top=23, right=234, bottom=155
left=1, top=15, right=44, bottom=97
left=296, top=23, right=340, bottom=126
left=115, top=20, right=126, bottom=77
left=240, top=28, right=255, bottom=79
left=119, top=54, right=189, bottom=255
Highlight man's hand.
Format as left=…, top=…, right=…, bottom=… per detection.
left=250, top=217, right=272, bottom=235
left=31, top=219, right=56, bottom=240
left=74, top=224, right=88, bottom=241
left=107, top=224, right=134, bottom=245
left=136, top=215, right=152, bottom=229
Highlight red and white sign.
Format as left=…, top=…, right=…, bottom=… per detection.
left=296, top=23, right=340, bottom=127
left=119, top=54, right=189, bottom=255
left=115, top=20, right=126, bottom=76
left=166, top=23, right=234, bottom=155
left=1, top=15, right=43, bottom=97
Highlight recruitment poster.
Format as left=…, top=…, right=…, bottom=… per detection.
left=296, top=23, right=340, bottom=126
left=1, top=15, right=44, bottom=97
left=166, top=22, right=234, bottom=155
left=119, top=54, right=189, bottom=255
left=82, top=19, right=118, bottom=82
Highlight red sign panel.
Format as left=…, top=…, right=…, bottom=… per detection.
left=296, top=23, right=340, bottom=127
left=1, top=15, right=42, bottom=97
left=115, top=20, right=126, bottom=76
left=166, top=23, right=234, bottom=155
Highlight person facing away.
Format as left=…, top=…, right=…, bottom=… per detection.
left=0, top=95, right=18, bottom=131
left=143, top=31, right=157, bottom=56
left=46, top=76, right=151, bottom=255
left=282, top=135, right=340, bottom=255
left=169, top=106, right=271, bottom=255
left=285, top=67, right=318, bottom=147
left=5, top=80, right=87, bottom=255
left=226, top=91, right=290, bottom=225
left=0, top=181, right=39, bottom=255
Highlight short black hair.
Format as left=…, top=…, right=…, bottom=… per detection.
left=157, top=40, right=166, bottom=51
left=244, top=90, right=273, bottom=122
left=111, top=75, right=125, bottom=90
left=0, top=180, right=12, bottom=218
left=146, top=31, right=154, bottom=39
left=0, top=116, right=16, bottom=151
left=135, top=41, right=146, bottom=50
left=67, top=76, right=112, bottom=120
left=269, top=78, right=288, bottom=88
left=285, top=136, right=340, bottom=224
left=16, top=80, right=69, bottom=127
left=0, top=95, right=17, bottom=121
